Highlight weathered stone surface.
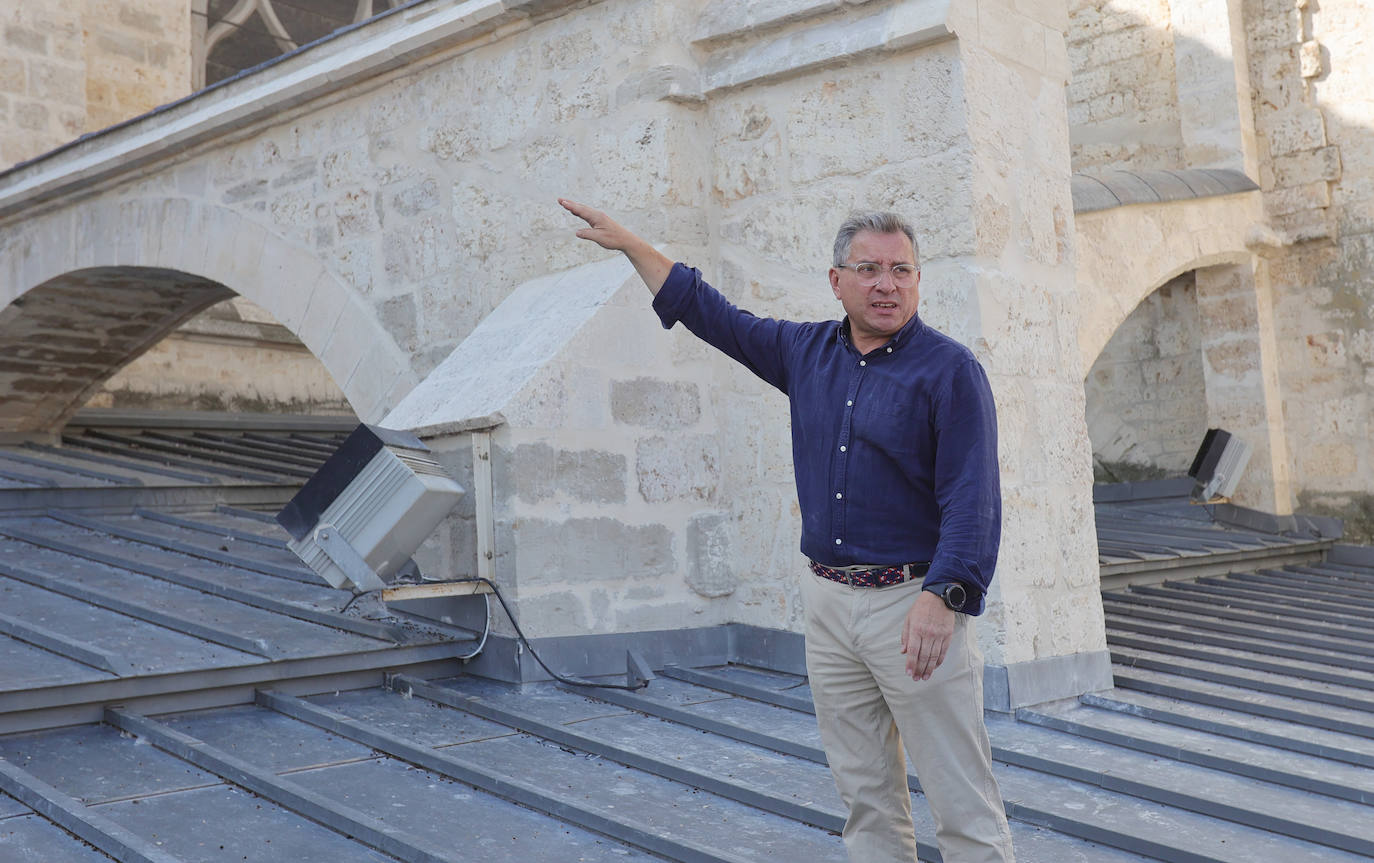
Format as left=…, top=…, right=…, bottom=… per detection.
left=636, top=434, right=720, bottom=503
left=686, top=511, right=737, bottom=597
left=610, top=378, right=701, bottom=430
left=501, top=442, right=628, bottom=504
left=513, top=517, right=676, bottom=585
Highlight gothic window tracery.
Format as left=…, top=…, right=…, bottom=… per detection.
left=196, top=0, right=400, bottom=87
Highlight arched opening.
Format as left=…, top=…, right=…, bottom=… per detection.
left=87, top=296, right=353, bottom=416
left=0, top=265, right=353, bottom=435
left=1080, top=258, right=1292, bottom=513
left=1085, top=272, right=1206, bottom=483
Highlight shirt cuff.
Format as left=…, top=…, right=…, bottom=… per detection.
left=651, top=262, right=696, bottom=330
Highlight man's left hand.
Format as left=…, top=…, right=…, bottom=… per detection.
left=901, top=590, right=956, bottom=681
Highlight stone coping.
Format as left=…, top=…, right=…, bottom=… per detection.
left=0, top=0, right=959, bottom=222
left=382, top=253, right=637, bottom=437
left=0, top=0, right=575, bottom=221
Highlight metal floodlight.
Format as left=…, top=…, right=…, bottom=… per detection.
left=1187, top=428, right=1252, bottom=503
left=277, top=425, right=464, bottom=592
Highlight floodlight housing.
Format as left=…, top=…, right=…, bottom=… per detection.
left=277, top=424, right=464, bottom=592
left=1187, top=428, right=1252, bottom=503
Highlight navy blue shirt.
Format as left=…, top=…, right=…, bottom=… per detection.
left=653, top=263, right=1001, bottom=615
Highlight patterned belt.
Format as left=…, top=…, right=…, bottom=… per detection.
left=808, top=559, right=930, bottom=588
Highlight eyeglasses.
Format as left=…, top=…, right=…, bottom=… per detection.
left=836, top=262, right=919, bottom=288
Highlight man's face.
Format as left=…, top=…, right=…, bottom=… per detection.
left=829, top=229, right=921, bottom=351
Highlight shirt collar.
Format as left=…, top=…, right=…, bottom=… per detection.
left=837, top=311, right=927, bottom=355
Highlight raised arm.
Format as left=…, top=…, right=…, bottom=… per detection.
left=559, top=198, right=674, bottom=295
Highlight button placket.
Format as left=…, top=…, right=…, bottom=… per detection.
left=830, top=357, right=867, bottom=554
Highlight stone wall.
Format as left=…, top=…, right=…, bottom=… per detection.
left=3, top=0, right=1110, bottom=704
left=88, top=298, right=354, bottom=414
left=1065, top=0, right=1181, bottom=171
left=1246, top=0, right=1374, bottom=540
left=0, top=0, right=191, bottom=168
left=1085, top=272, right=1208, bottom=481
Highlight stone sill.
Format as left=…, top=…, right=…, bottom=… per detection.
left=697, top=0, right=954, bottom=96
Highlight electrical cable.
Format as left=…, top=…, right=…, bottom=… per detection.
left=454, top=590, right=489, bottom=661
left=450, top=576, right=649, bottom=691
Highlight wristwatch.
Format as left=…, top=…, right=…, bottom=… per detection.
left=923, top=581, right=967, bottom=612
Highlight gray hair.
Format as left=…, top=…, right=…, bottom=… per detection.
left=832, top=211, right=920, bottom=269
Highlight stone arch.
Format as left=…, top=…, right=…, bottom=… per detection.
left=1074, top=191, right=1292, bottom=511
left=1074, top=191, right=1261, bottom=374
left=0, top=196, right=416, bottom=432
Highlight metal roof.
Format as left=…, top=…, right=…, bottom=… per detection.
left=2, top=424, right=1371, bottom=862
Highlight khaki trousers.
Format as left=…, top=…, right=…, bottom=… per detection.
left=802, top=571, right=1015, bottom=863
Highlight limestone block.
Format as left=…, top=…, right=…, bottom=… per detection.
left=321, top=296, right=394, bottom=378
left=219, top=215, right=267, bottom=290
left=700, top=0, right=952, bottom=95
left=864, top=156, right=975, bottom=264
left=884, top=41, right=961, bottom=162
left=513, top=516, right=676, bottom=585
left=377, top=293, right=419, bottom=354
left=610, top=378, right=701, bottom=430
left=1267, top=181, right=1332, bottom=216
left=1300, top=40, right=1323, bottom=78
left=636, top=434, right=720, bottom=503
left=785, top=69, right=889, bottom=185
left=514, top=588, right=594, bottom=632
left=979, top=5, right=1050, bottom=71
left=718, top=192, right=836, bottom=270
left=27, top=58, right=83, bottom=106
left=383, top=216, right=457, bottom=283
left=686, top=510, right=738, bottom=598
left=579, top=303, right=674, bottom=371
left=504, top=441, right=628, bottom=504
left=1264, top=109, right=1328, bottom=156
left=695, top=0, right=843, bottom=44
left=711, top=115, right=782, bottom=202
left=1299, top=442, right=1358, bottom=478
left=588, top=116, right=690, bottom=211
left=611, top=597, right=715, bottom=633
left=346, top=357, right=410, bottom=424
left=330, top=187, right=382, bottom=239
left=720, top=391, right=793, bottom=485
left=1350, top=330, right=1374, bottom=365
left=616, top=65, right=704, bottom=105
left=1304, top=331, right=1347, bottom=368
left=998, top=485, right=1061, bottom=589
left=329, top=238, right=378, bottom=297
left=1272, top=145, right=1343, bottom=187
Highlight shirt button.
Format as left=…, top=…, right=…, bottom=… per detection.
left=835, top=538, right=842, bottom=545
left=835, top=492, right=843, bottom=499
left=859, top=360, right=867, bottom=367
left=839, top=445, right=846, bottom=452
left=846, top=400, right=853, bottom=407
left=886, top=347, right=893, bottom=353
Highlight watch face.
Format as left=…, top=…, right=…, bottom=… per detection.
left=945, top=583, right=966, bottom=611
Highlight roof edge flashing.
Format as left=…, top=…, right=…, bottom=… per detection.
left=1072, top=168, right=1259, bottom=214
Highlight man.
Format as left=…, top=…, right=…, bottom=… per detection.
left=560, top=198, right=1015, bottom=863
